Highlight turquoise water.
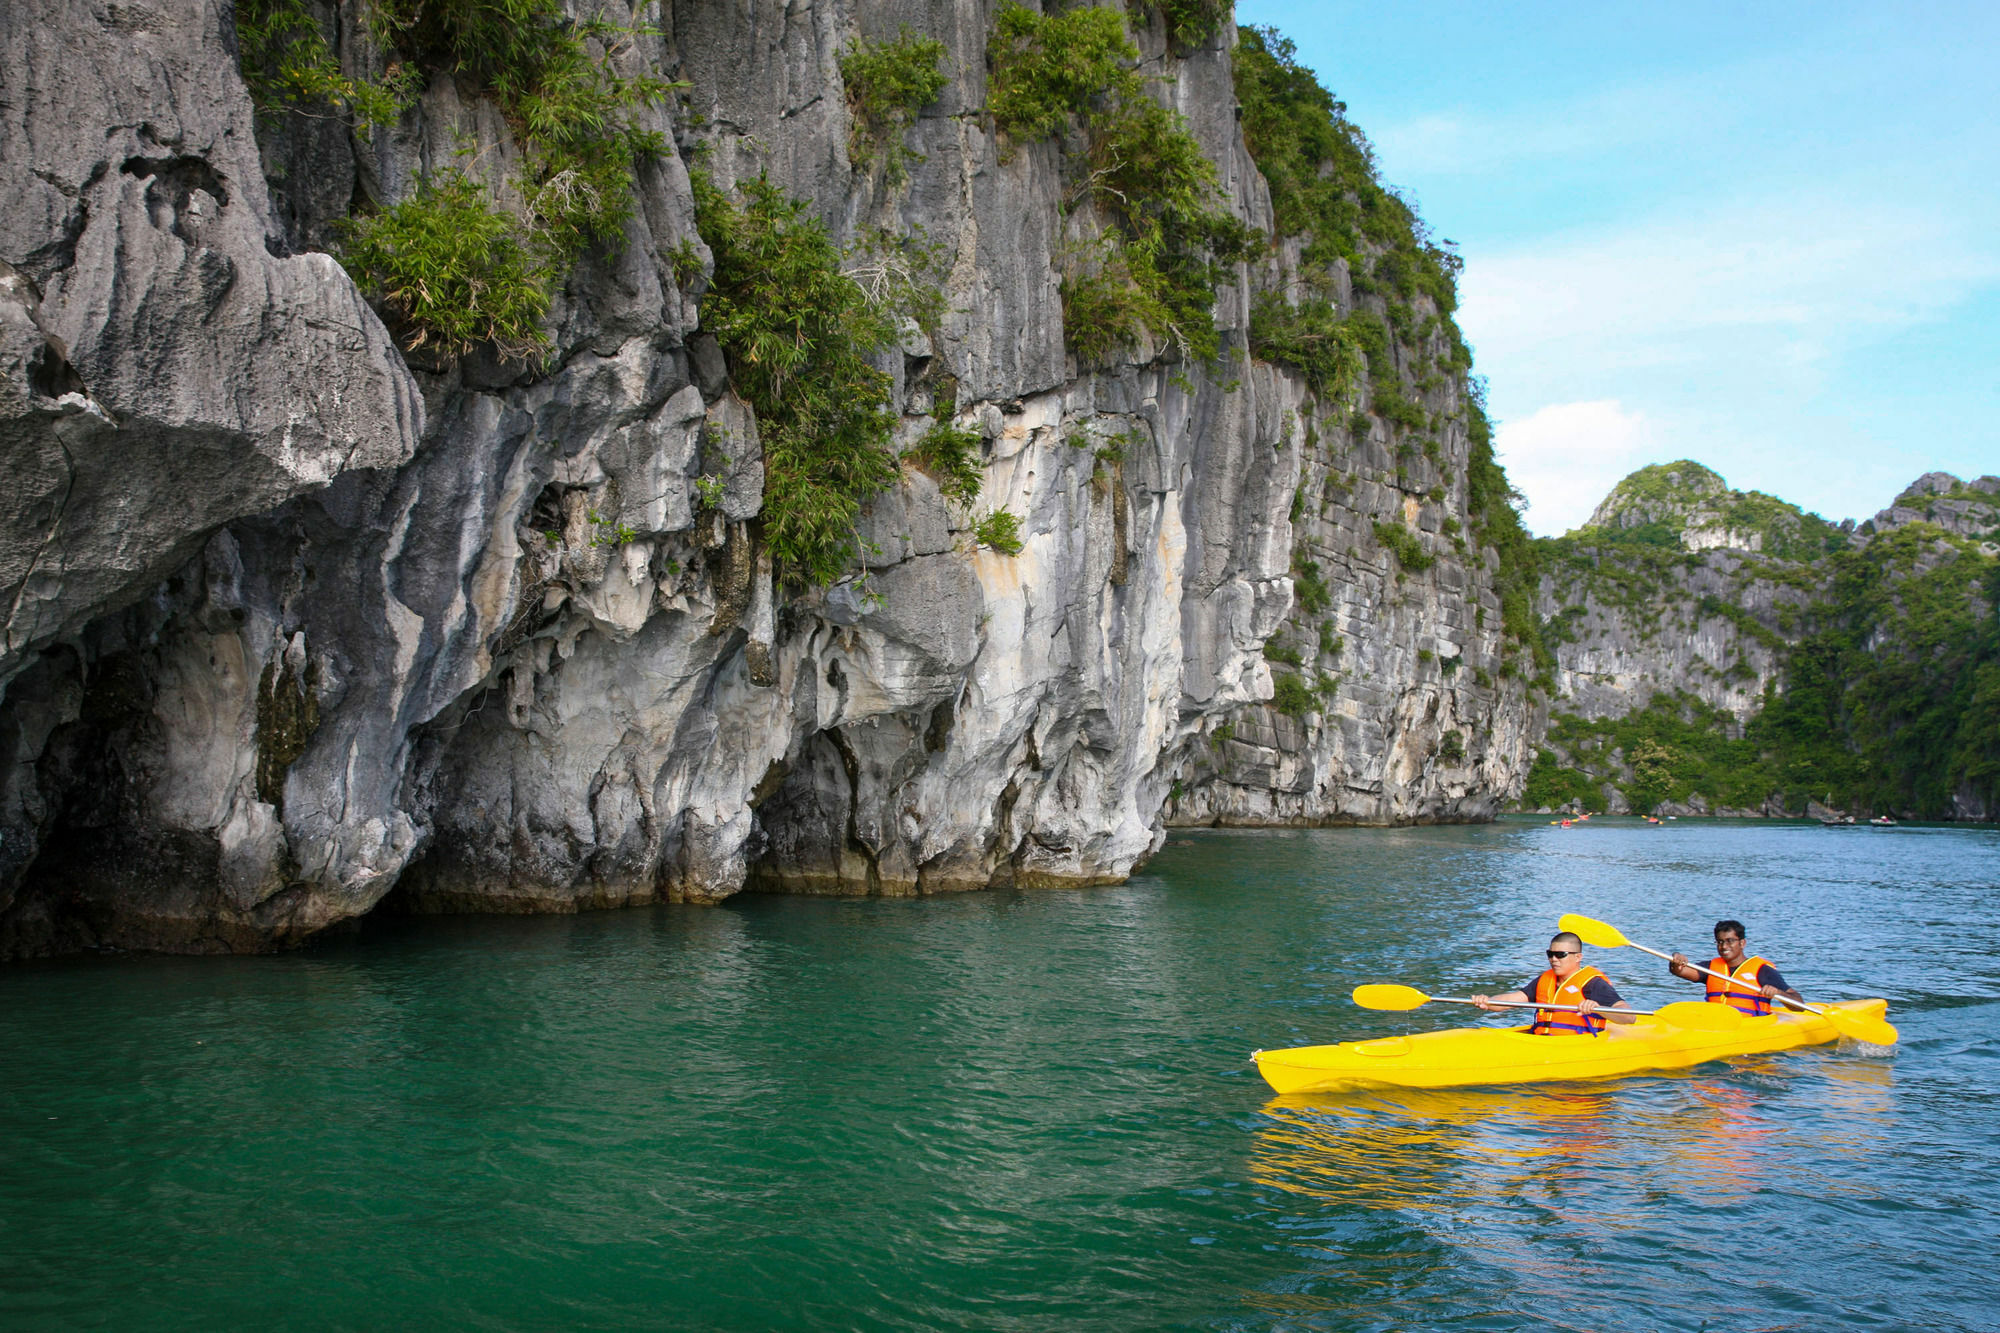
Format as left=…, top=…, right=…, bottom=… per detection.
left=3, top=819, right=1997, bottom=1330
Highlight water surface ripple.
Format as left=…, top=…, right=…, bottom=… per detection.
left=2, top=820, right=1996, bottom=1330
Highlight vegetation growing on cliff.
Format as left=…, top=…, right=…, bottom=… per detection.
left=987, top=3, right=1256, bottom=362
left=987, top=4, right=1135, bottom=141
left=1232, top=28, right=1461, bottom=317
left=1127, top=0, right=1228, bottom=51
left=1750, top=523, right=1999, bottom=815
left=235, top=0, right=414, bottom=128
left=1529, top=693, right=1780, bottom=814
left=1247, top=293, right=1360, bottom=401
left=691, top=172, right=900, bottom=587
left=1577, top=460, right=1846, bottom=560
left=376, top=0, right=673, bottom=253
left=1231, top=25, right=1547, bottom=689
left=1529, top=469, right=1999, bottom=817
left=907, top=420, right=984, bottom=506
left=840, top=27, right=951, bottom=182
left=1372, top=520, right=1433, bottom=574
left=338, top=174, right=552, bottom=359
left=1466, top=395, right=1549, bottom=675
left=241, top=0, right=674, bottom=358
left=974, top=509, right=1026, bottom=556
left=1233, top=27, right=1451, bottom=422
left=1271, top=672, right=1316, bottom=717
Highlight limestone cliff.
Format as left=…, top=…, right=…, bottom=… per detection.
left=0, top=0, right=1531, bottom=957
left=1161, top=309, right=1539, bottom=827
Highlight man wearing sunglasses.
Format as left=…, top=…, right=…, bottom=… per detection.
left=1469, top=931, right=1637, bottom=1035
left=1667, top=920, right=1803, bottom=1016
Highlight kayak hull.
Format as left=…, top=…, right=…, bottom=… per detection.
left=1253, top=999, right=1890, bottom=1095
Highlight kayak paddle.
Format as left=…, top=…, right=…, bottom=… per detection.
left=1352, top=983, right=1657, bottom=1017
left=1558, top=914, right=1899, bottom=1047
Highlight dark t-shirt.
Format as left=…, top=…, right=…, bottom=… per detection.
left=1517, top=975, right=1623, bottom=1007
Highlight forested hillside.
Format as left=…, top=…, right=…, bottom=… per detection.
left=1524, top=465, right=2000, bottom=820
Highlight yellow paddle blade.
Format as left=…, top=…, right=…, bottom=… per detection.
left=1559, top=913, right=1629, bottom=949
left=1351, top=983, right=1430, bottom=1011
left=1827, top=1009, right=1899, bottom=1048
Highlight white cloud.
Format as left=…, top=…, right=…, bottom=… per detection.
left=1457, top=189, right=2000, bottom=527
left=1494, top=400, right=1659, bottom=536
left=1459, top=192, right=2000, bottom=405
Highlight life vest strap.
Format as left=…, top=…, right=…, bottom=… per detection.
left=1533, top=965, right=1609, bottom=1035
left=1706, top=955, right=1774, bottom=1015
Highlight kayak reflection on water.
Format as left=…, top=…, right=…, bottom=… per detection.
left=1250, top=1071, right=1813, bottom=1217
left=1251, top=1086, right=1618, bottom=1213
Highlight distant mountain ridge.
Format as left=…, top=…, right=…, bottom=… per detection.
left=1523, top=463, right=1999, bottom=821
left=1575, top=459, right=1852, bottom=561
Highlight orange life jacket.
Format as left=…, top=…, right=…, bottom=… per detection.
left=1532, top=964, right=1611, bottom=1035
left=1706, top=955, right=1775, bottom=1015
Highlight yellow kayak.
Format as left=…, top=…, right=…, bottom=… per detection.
left=1253, top=998, right=1891, bottom=1095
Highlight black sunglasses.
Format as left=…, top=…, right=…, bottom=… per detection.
left=1547, top=948, right=1578, bottom=959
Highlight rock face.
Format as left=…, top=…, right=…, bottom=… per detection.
left=0, top=0, right=1532, bottom=958
left=0, top=0, right=424, bottom=949
left=1860, top=472, right=2000, bottom=545
left=1538, top=549, right=1818, bottom=727
left=1163, top=320, right=1537, bottom=826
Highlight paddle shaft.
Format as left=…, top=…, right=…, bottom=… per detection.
left=1625, top=941, right=1821, bottom=1016
left=1434, top=996, right=1658, bottom=1017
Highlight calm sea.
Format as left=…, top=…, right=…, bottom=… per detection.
left=2, top=819, right=1995, bottom=1330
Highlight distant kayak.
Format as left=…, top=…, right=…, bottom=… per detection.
left=1252, top=998, right=1891, bottom=1095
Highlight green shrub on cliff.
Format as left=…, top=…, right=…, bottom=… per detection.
left=1373, top=520, right=1434, bottom=574
left=1123, top=0, right=1228, bottom=51
left=1081, top=95, right=1259, bottom=360
left=1060, top=259, right=1172, bottom=365
left=340, top=174, right=552, bottom=359
left=1248, top=293, right=1361, bottom=401
left=236, top=0, right=415, bottom=128
left=987, top=3, right=1137, bottom=141
left=840, top=27, right=951, bottom=181
left=907, top=420, right=985, bottom=506
left=1292, top=547, right=1331, bottom=614
left=975, top=509, right=1026, bottom=555
left=1271, top=672, right=1316, bottom=717
left=692, top=171, right=900, bottom=587
left=373, top=0, right=673, bottom=256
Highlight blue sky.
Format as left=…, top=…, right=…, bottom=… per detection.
left=1235, top=1, right=2000, bottom=534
